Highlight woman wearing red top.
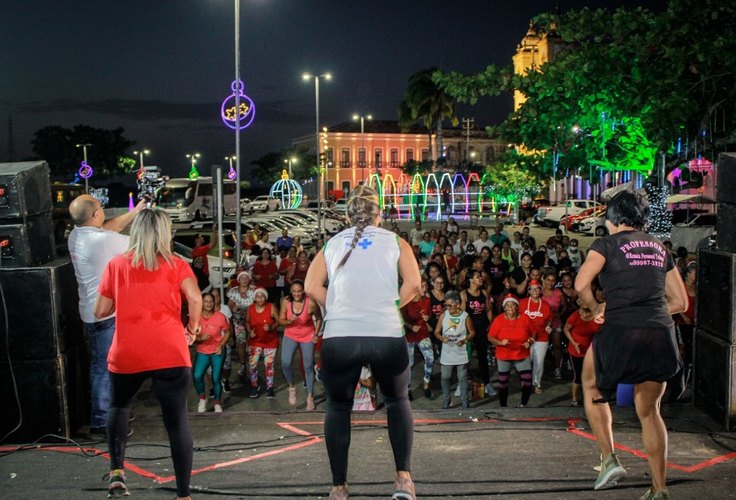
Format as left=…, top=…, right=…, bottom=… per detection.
left=251, top=247, right=280, bottom=303
left=564, top=307, right=601, bottom=406
left=402, top=277, right=434, bottom=399
left=519, top=280, right=552, bottom=394
left=286, top=250, right=311, bottom=284
left=279, top=280, right=322, bottom=410
left=246, top=288, right=280, bottom=398
left=193, top=292, right=231, bottom=413
left=279, top=246, right=298, bottom=289
left=541, top=269, right=565, bottom=380
left=488, top=295, right=534, bottom=407
left=95, top=208, right=202, bottom=500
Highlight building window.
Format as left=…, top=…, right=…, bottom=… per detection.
left=374, top=148, right=383, bottom=169
left=421, top=149, right=430, bottom=162
left=325, top=147, right=334, bottom=166
left=326, top=180, right=334, bottom=192
left=358, top=148, right=366, bottom=167
left=341, top=148, right=350, bottom=168
left=486, top=146, right=495, bottom=163
left=447, top=146, right=458, bottom=164
left=341, top=181, right=351, bottom=194
left=390, top=148, right=399, bottom=167
left=405, top=148, right=414, bottom=163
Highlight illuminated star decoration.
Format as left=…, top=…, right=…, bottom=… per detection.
left=78, top=160, right=93, bottom=179
left=221, top=80, right=256, bottom=130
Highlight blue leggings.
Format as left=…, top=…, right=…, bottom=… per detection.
left=193, top=352, right=225, bottom=400
left=281, top=336, right=315, bottom=394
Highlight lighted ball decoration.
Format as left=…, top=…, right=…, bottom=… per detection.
left=79, top=160, right=93, bottom=179
left=227, top=166, right=237, bottom=180
left=269, top=170, right=302, bottom=210
left=221, top=80, right=255, bottom=130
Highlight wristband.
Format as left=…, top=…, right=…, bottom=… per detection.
left=187, top=324, right=201, bottom=335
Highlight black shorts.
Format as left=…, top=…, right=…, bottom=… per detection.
left=593, top=323, right=681, bottom=403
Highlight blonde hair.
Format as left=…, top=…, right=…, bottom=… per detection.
left=336, top=185, right=381, bottom=270
left=128, top=208, right=174, bottom=271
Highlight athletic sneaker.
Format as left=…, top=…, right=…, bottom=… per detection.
left=249, top=386, right=259, bottom=398
left=107, top=469, right=129, bottom=498
left=554, top=368, right=562, bottom=380
left=197, top=398, right=207, bottom=413
left=266, top=387, right=275, bottom=399
left=640, top=488, right=670, bottom=499
left=213, top=402, right=223, bottom=413
left=594, top=453, right=627, bottom=490
left=485, top=384, right=496, bottom=397
left=222, top=380, right=231, bottom=393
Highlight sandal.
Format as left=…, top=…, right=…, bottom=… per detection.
left=392, top=476, right=416, bottom=500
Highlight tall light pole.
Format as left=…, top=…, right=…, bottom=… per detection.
left=233, top=0, right=243, bottom=264
left=303, top=72, right=331, bottom=237
left=462, top=117, right=474, bottom=164
left=225, top=155, right=237, bottom=172
left=186, top=153, right=201, bottom=178
left=283, top=156, right=297, bottom=178
left=133, top=149, right=150, bottom=169
left=353, top=113, right=372, bottom=181
left=75, top=143, right=91, bottom=192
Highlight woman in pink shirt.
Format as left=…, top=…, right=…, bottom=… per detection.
left=279, top=280, right=323, bottom=410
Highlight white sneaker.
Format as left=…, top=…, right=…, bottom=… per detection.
left=197, top=398, right=207, bottom=413
left=485, top=383, right=496, bottom=397
left=214, top=403, right=223, bottom=413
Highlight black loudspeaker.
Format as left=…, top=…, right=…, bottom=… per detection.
left=697, top=249, right=736, bottom=343
left=0, top=344, right=88, bottom=441
left=0, top=259, right=82, bottom=361
left=717, top=153, right=736, bottom=204
left=0, top=161, right=52, bottom=219
left=0, top=212, right=56, bottom=267
left=693, top=329, right=736, bottom=430
left=717, top=202, right=736, bottom=253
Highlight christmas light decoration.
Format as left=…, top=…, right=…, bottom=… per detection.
left=269, top=169, right=303, bottom=209
left=645, top=182, right=672, bottom=239
left=221, top=80, right=255, bottom=130
left=78, top=160, right=93, bottom=179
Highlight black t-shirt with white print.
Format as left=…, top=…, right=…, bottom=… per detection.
left=589, top=230, right=675, bottom=329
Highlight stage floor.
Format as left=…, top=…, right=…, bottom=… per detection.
left=2, top=400, right=735, bottom=499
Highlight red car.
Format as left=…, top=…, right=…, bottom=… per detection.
left=560, top=206, right=601, bottom=231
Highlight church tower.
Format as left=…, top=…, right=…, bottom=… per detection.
left=512, top=18, right=565, bottom=111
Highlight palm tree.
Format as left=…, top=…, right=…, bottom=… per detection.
left=398, top=68, right=459, bottom=168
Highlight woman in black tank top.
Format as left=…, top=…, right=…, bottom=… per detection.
left=461, top=270, right=494, bottom=391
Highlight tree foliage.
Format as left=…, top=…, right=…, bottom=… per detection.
left=31, top=125, right=135, bottom=180
left=398, top=68, right=459, bottom=163
left=435, top=0, right=736, bottom=182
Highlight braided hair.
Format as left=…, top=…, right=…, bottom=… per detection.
left=335, top=185, right=381, bottom=270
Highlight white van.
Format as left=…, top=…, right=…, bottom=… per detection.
left=158, top=177, right=237, bottom=222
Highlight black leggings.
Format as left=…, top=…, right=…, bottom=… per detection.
left=108, top=367, right=193, bottom=498
left=321, top=336, right=413, bottom=485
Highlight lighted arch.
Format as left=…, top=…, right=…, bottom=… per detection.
left=424, top=173, right=440, bottom=220
left=368, top=173, right=384, bottom=208
left=437, top=172, right=454, bottom=220
left=409, top=173, right=426, bottom=221
left=452, top=172, right=468, bottom=214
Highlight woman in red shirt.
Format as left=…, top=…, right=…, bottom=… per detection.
left=245, top=288, right=280, bottom=398
left=402, top=277, right=434, bottom=399
left=488, top=295, right=534, bottom=407
left=251, top=247, right=280, bottom=303
left=95, top=208, right=202, bottom=500
left=564, top=306, right=601, bottom=406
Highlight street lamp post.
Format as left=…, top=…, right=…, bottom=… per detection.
left=353, top=113, right=372, bottom=181
left=233, top=0, right=243, bottom=264
left=186, top=153, right=201, bottom=178
left=75, top=143, right=91, bottom=192
left=133, top=149, right=150, bottom=170
left=303, top=72, right=331, bottom=237
left=283, top=156, right=297, bottom=178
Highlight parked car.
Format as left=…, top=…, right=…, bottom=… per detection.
left=579, top=214, right=609, bottom=237
left=279, top=209, right=344, bottom=234
left=334, top=198, right=348, bottom=214
left=243, top=195, right=280, bottom=213
left=304, top=200, right=336, bottom=212
left=538, top=199, right=602, bottom=227
left=172, top=237, right=236, bottom=289
left=559, top=206, right=602, bottom=232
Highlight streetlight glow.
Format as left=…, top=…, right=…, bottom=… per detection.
left=303, top=72, right=332, bottom=237
left=133, top=149, right=150, bottom=169
left=353, top=113, right=372, bottom=180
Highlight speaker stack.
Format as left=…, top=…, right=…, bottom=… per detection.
left=694, top=152, right=736, bottom=430
left=0, top=162, right=86, bottom=442
left=0, top=161, right=56, bottom=267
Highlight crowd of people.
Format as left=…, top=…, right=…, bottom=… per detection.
left=68, top=187, right=697, bottom=500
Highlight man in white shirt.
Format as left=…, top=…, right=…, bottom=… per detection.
left=473, top=229, right=492, bottom=254
left=68, top=194, right=144, bottom=435
left=409, top=220, right=424, bottom=247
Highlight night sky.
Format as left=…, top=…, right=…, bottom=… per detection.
left=1, top=0, right=665, bottom=183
